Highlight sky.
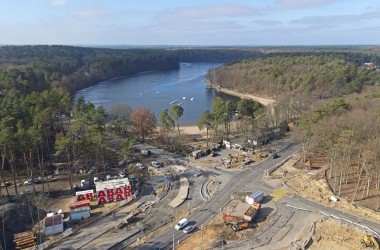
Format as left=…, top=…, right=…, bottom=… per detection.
left=1, top=0, right=380, bottom=46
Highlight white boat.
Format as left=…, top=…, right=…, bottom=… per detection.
left=190, top=98, right=194, bottom=101
left=177, top=102, right=184, bottom=106
left=183, top=97, right=186, bottom=100
left=170, top=100, right=179, bottom=105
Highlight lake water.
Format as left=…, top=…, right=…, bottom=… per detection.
left=74, top=62, right=239, bottom=125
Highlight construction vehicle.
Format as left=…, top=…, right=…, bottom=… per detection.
left=222, top=213, right=250, bottom=232
left=361, top=234, right=379, bottom=249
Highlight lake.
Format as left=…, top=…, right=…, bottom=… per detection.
left=74, top=62, right=239, bottom=125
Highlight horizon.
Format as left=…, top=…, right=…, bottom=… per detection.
left=1, top=1, right=380, bottom=46
left=1, top=44, right=380, bottom=48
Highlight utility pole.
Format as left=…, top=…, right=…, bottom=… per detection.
left=200, top=225, right=204, bottom=250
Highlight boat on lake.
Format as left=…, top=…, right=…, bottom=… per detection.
left=170, top=100, right=179, bottom=105
left=177, top=102, right=184, bottom=106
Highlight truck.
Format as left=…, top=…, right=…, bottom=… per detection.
left=244, top=202, right=261, bottom=222
left=141, top=149, right=152, bottom=156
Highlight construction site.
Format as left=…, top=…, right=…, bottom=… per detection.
left=176, top=147, right=380, bottom=250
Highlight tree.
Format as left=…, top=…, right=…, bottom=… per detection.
left=130, top=107, right=156, bottom=140
left=108, top=103, right=133, bottom=136
left=197, top=111, right=213, bottom=146
left=237, top=98, right=262, bottom=119
left=170, top=105, right=184, bottom=145
left=159, top=109, right=174, bottom=131
left=120, top=138, right=135, bottom=160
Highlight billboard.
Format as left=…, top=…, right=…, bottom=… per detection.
left=94, top=178, right=131, bottom=204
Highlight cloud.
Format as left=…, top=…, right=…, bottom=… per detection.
left=252, top=19, right=282, bottom=26
left=156, top=4, right=260, bottom=23
left=290, top=9, right=380, bottom=27
left=269, top=0, right=337, bottom=10
left=51, top=0, right=67, bottom=6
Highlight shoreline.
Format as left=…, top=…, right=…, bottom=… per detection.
left=216, top=87, right=275, bottom=107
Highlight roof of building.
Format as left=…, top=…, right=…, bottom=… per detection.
left=45, top=214, right=63, bottom=227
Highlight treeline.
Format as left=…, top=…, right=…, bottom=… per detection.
left=176, top=48, right=263, bottom=62
left=207, top=53, right=380, bottom=99
left=0, top=45, right=179, bottom=95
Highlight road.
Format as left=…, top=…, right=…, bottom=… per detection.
left=137, top=142, right=301, bottom=249
left=136, top=140, right=380, bottom=250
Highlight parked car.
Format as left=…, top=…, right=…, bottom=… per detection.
left=20, top=189, right=34, bottom=196
left=141, top=149, right=152, bottom=156
left=24, top=179, right=33, bottom=185
left=136, top=163, right=145, bottom=169
left=183, top=225, right=195, bottom=234
left=105, top=163, right=113, bottom=170
left=88, top=169, right=97, bottom=175
left=119, top=171, right=127, bottom=178
left=242, top=158, right=252, bottom=165
left=33, top=177, right=42, bottom=184
left=151, top=161, right=162, bottom=168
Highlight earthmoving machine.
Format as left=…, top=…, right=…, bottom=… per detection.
left=222, top=213, right=250, bottom=232
left=361, top=234, right=379, bottom=249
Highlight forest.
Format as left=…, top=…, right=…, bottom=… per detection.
left=0, top=45, right=180, bottom=95
left=207, top=53, right=380, bottom=99
left=1, top=46, right=380, bottom=205
left=206, top=50, right=380, bottom=209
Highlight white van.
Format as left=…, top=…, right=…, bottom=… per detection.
left=175, top=218, right=188, bottom=230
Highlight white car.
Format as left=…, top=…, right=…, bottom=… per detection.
left=119, top=171, right=127, bottom=178
left=24, top=179, right=33, bottom=185
left=151, top=161, right=162, bottom=168
left=136, top=163, right=145, bottom=169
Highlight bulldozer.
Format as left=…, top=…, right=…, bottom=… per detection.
left=361, top=234, right=379, bottom=249
left=222, top=213, right=250, bottom=232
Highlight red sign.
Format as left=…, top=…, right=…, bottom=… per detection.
left=96, top=185, right=131, bottom=204
left=76, top=190, right=94, bottom=201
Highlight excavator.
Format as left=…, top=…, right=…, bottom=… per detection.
left=222, top=213, right=250, bottom=232
left=361, top=234, right=379, bottom=249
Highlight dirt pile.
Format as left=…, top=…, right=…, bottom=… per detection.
left=310, top=218, right=369, bottom=250
left=273, top=153, right=380, bottom=222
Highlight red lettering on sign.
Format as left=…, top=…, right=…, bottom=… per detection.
left=115, top=188, right=123, bottom=194
left=98, top=191, right=106, bottom=197
left=85, top=193, right=93, bottom=200
left=115, top=193, right=124, bottom=200
left=124, top=186, right=131, bottom=198
left=98, top=197, right=107, bottom=204
left=107, top=189, right=115, bottom=202
left=77, top=194, right=86, bottom=201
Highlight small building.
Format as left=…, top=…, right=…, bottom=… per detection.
left=363, top=62, right=376, bottom=69
left=44, top=214, right=64, bottom=236
left=70, top=200, right=91, bottom=221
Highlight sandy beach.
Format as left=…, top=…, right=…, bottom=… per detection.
left=217, top=87, right=275, bottom=106
left=160, top=87, right=276, bottom=135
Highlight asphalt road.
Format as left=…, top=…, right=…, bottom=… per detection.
left=137, top=142, right=301, bottom=250
left=137, top=140, right=380, bottom=250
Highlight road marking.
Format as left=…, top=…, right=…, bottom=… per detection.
left=269, top=188, right=287, bottom=201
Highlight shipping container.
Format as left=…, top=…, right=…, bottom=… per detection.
left=245, top=191, right=264, bottom=204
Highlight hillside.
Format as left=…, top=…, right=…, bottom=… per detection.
left=207, top=53, right=380, bottom=99
left=0, top=45, right=179, bottom=95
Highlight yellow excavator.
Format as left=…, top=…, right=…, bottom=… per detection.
left=361, top=234, right=379, bottom=249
